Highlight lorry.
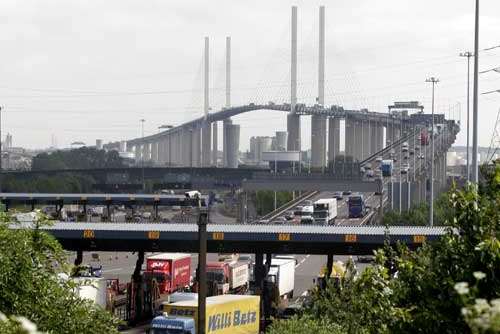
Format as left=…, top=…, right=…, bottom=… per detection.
left=206, top=260, right=249, bottom=295
left=313, top=198, right=337, bottom=225
left=152, top=294, right=260, bottom=334
left=348, top=194, right=366, bottom=218
left=381, top=160, right=394, bottom=177
left=402, top=141, right=409, bottom=152
left=420, top=130, right=429, bottom=145
left=293, top=205, right=315, bottom=224
left=144, top=253, right=192, bottom=294
left=72, top=277, right=108, bottom=308
left=266, top=258, right=295, bottom=299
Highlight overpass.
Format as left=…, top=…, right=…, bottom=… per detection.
left=13, top=221, right=447, bottom=255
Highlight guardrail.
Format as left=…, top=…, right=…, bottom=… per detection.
left=258, top=190, right=319, bottom=222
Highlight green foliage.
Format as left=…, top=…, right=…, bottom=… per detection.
left=2, top=173, right=96, bottom=193
left=269, top=162, right=500, bottom=333
left=382, top=193, right=454, bottom=226
left=32, top=147, right=125, bottom=171
left=255, top=191, right=294, bottom=216
left=0, top=213, right=120, bottom=333
left=266, top=315, right=344, bottom=334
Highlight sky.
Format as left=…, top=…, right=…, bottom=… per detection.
left=0, top=0, right=499, bottom=151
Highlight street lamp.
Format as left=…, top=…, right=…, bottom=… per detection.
left=459, top=51, right=473, bottom=182
left=425, top=77, right=439, bottom=227
left=479, top=66, right=500, bottom=74
left=481, top=89, right=500, bottom=95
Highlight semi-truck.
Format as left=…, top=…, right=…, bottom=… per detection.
left=381, top=160, right=394, bottom=177
left=348, top=194, right=366, bottom=218
left=206, top=261, right=249, bottom=295
left=420, top=130, right=429, bottom=145
left=313, top=198, right=337, bottom=225
left=151, top=294, right=260, bottom=334
left=144, top=253, right=191, bottom=294
left=267, top=258, right=295, bottom=298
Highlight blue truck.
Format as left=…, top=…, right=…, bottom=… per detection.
left=149, top=316, right=195, bottom=334
left=381, top=160, right=394, bottom=177
left=348, top=195, right=366, bottom=218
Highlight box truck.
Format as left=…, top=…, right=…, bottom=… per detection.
left=313, top=198, right=337, bottom=225
left=152, top=294, right=260, bottom=334
left=206, top=261, right=249, bottom=295
left=267, top=258, right=295, bottom=298
left=144, top=253, right=191, bottom=294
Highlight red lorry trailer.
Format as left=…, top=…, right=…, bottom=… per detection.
left=144, top=253, right=191, bottom=294
left=420, top=130, right=429, bottom=145
left=206, top=261, right=250, bottom=295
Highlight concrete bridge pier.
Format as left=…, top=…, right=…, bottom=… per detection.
left=192, top=127, right=201, bottom=167
left=328, top=117, right=340, bottom=166
left=202, top=122, right=212, bottom=167
left=225, top=123, right=240, bottom=168
left=287, top=114, right=301, bottom=152
left=212, top=122, right=218, bottom=167
left=345, top=117, right=355, bottom=160
left=311, top=115, right=327, bottom=168
left=151, top=142, right=158, bottom=163
left=361, top=119, right=371, bottom=160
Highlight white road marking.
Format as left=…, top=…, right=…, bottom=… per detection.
left=295, top=255, right=310, bottom=268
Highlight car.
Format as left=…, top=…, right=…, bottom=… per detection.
left=375, top=156, right=383, bottom=163
left=415, top=146, right=420, bottom=151
left=409, top=150, right=415, bottom=155
left=333, top=191, right=343, bottom=200
left=342, top=190, right=352, bottom=196
left=366, top=170, right=375, bottom=178
left=419, top=155, right=425, bottom=159
left=357, top=255, right=375, bottom=263
left=284, top=211, right=295, bottom=220
left=273, top=216, right=287, bottom=224
left=404, top=155, right=409, bottom=160
left=401, top=164, right=410, bottom=174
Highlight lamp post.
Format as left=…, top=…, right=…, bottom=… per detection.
left=471, top=0, right=479, bottom=185
left=459, top=51, right=473, bottom=182
left=425, top=77, right=439, bottom=226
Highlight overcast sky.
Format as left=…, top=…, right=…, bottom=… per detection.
left=0, top=0, right=499, bottom=150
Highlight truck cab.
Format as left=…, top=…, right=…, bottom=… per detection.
left=348, top=194, right=366, bottom=218
left=149, top=315, right=195, bottom=334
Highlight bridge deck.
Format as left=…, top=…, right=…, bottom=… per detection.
left=13, top=222, right=448, bottom=255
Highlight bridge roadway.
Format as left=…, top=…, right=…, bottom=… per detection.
left=16, top=221, right=447, bottom=255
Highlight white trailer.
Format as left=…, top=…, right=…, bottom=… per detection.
left=72, top=277, right=107, bottom=308
left=313, top=198, right=337, bottom=225
left=267, top=258, right=295, bottom=298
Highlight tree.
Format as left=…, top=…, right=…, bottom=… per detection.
left=32, top=147, right=125, bottom=171
left=269, top=161, right=500, bottom=333
left=0, top=214, right=120, bottom=333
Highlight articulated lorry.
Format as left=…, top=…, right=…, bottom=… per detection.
left=267, top=258, right=295, bottom=299
left=206, top=261, right=250, bottom=295
left=313, top=198, right=337, bottom=225
left=144, top=253, right=192, bottom=294
left=150, top=294, right=260, bottom=334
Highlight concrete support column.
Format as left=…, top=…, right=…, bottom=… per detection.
left=362, top=120, right=371, bottom=160
left=311, top=115, right=327, bottom=168
left=376, top=123, right=384, bottom=152
left=157, top=140, right=164, bottom=164
left=202, top=122, right=212, bottom=166
left=192, top=127, right=201, bottom=167
left=212, top=121, right=218, bottom=167
left=222, top=118, right=232, bottom=167
left=134, top=145, right=140, bottom=162
left=345, top=118, right=355, bottom=160
left=287, top=113, right=301, bottom=151
left=126, top=142, right=133, bottom=153
left=226, top=123, right=240, bottom=168
left=354, top=119, right=363, bottom=161
left=370, top=120, right=377, bottom=155
left=143, top=143, right=150, bottom=162
left=328, top=118, right=340, bottom=165
left=151, top=142, right=158, bottom=163
left=386, top=123, right=393, bottom=147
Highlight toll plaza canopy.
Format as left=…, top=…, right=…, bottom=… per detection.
left=11, top=222, right=449, bottom=255
left=0, top=193, right=208, bottom=207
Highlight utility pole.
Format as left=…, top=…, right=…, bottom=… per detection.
left=471, top=0, right=480, bottom=184
left=459, top=51, right=473, bottom=182
left=0, top=106, right=2, bottom=193
left=197, top=198, right=208, bottom=334
left=140, top=119, right=145, bottom=192
left=426, top=77, right=439, bottom=226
